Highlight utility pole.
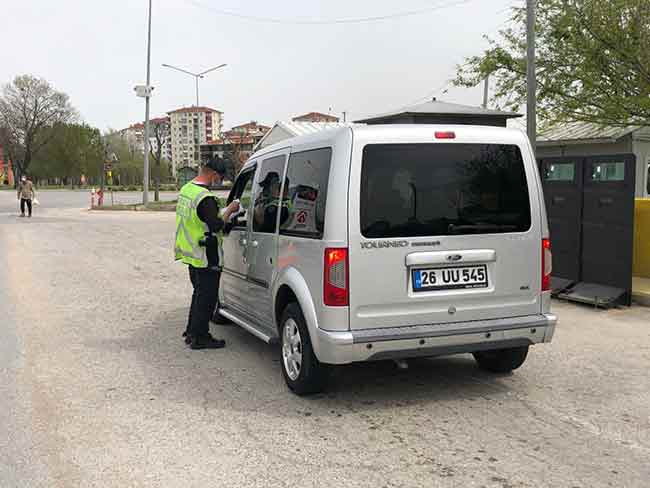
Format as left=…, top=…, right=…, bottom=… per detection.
left=143, top=0, right=153, bottom=205
left=482, top=75, right=490, bottom=109
left=526, top=0, right=537, bottom=153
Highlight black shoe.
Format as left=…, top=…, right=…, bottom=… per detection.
left=182, top=331, right=192, bottom=345
left=190, top=333, right=226, bottom=350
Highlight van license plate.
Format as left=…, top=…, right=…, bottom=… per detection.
left=412, top=265, right=488, bottom=292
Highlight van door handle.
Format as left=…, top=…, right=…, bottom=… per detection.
left=250, top=240, right=259, bottom=248
left=240, top=238, right=247, bottom=246
left=552, top=196, right=565, bottom=204
left=599, top=197, right=613, bottom=206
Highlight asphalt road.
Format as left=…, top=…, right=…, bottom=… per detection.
left=1, top=190, right=649, bottom=488
left=0, top=188, right=179, bottom=212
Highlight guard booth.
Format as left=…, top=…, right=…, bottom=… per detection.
left=539, top=155, right=636, bottom=306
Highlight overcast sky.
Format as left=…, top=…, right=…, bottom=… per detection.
left=2, top=0, right=516, bottom=131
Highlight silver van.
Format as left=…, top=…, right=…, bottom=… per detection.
left=217, top=124, right=557, bottom=395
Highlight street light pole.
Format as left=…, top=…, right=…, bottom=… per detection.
left=161, top=63, right=227, bottom=107
left=143, top=0, right=153, bottom=205
left=526, top=0, right=536, bottom=154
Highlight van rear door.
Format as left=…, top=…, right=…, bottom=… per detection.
left=347, top=128, right=542, bottom=331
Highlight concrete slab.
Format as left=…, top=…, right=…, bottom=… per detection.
left=3, top=190, right=650, bottom=488
left=632, top=276, right=650, bottom=306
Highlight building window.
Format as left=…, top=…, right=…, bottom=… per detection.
left=591, top=162, right=625, bottom=182
left=543, top=162, right=576, bottom=182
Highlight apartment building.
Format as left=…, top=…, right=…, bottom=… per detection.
left=168, top=106, right=223, bottom=176
left=118, top=118, right=172, bottom=162
left=119, top=123, right=144, bottom=154
left=228, top=121, right=271, bottom=137
left=200, top=121, right=270, bottom=171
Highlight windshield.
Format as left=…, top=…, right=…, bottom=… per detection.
left=360, top=143, right=531, bottom=238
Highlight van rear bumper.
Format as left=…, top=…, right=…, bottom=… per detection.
left=313, top=314, right=557, bottom=365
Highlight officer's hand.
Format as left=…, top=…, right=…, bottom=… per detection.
left=223, top=200, right=241, bottom=222
left=226, top=200, right=241, bottom=214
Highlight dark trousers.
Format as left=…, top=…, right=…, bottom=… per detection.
left=20, top=198, right=32, bottom=216
left=186, top=266, right=220, bottom=338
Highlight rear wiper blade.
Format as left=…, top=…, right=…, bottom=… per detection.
left=448, top=223, right=518, bottom=233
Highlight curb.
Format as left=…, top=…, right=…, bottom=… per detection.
left=632, top=292, right=650, bottom=308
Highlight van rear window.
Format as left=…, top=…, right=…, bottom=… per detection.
left=360, top=143, right=531, bottom=238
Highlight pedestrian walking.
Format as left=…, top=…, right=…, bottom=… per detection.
left=17, top=175, right=36, bottom=218
left=175, top=157, right=240, bottom=350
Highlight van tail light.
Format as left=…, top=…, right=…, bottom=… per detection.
left=542, top=238, right=552, bottom=291
left=435, top=131, right=456, bottom=139
left=324, top=248, right=349, bottom=306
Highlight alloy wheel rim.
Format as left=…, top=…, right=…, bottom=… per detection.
left=282, top=318, right=302, bottom=381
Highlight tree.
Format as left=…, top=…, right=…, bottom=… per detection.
left=104, top=131, right=145, bottom=187
left=222, top=136, right=246, bottom=180
left=454, top=0, right=650, bottom=127
left=31, top=123, right=104, bottom=186
left=0, top=75, right=77, bottom=180
left=149, top=118, right=171, bottom=201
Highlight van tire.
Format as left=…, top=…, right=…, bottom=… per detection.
left=473, top=346, right=529, bottom=373
left=279, top=303, right=329, bottom=395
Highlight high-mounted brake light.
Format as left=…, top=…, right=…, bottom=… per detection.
left=542, top=238, right=552, bottom=291
left=324, top=248, right=349, bottom=306
left=435, top=131, right=456, bottom=139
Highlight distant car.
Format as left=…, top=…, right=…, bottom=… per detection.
left=217, top=124, right=557, bottom=395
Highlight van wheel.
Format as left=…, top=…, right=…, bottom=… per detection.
left=279, top=303, right=328, bottom=395
left=473, top=346, right=529, bottom=373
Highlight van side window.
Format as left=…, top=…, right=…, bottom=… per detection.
left=252, top=155, right=288, bottom=234
left=280, top=148, right=332, bottom=239
left=227, top=168, right=256, bottom=229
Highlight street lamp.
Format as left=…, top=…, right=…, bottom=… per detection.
left=161, top=63, right=227, bottom=106
left=138, top=0, right=153, bottom=205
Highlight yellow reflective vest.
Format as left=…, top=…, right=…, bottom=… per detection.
left=174, top=181, right=223, bottom=269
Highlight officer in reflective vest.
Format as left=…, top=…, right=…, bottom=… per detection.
left=175, top=157, right=240, bottom=349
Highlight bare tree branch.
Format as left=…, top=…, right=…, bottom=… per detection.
left=0, top=75, right=77, bottom=178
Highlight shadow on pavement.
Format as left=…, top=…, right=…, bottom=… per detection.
left=84, top=306, right=519, bottom=416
